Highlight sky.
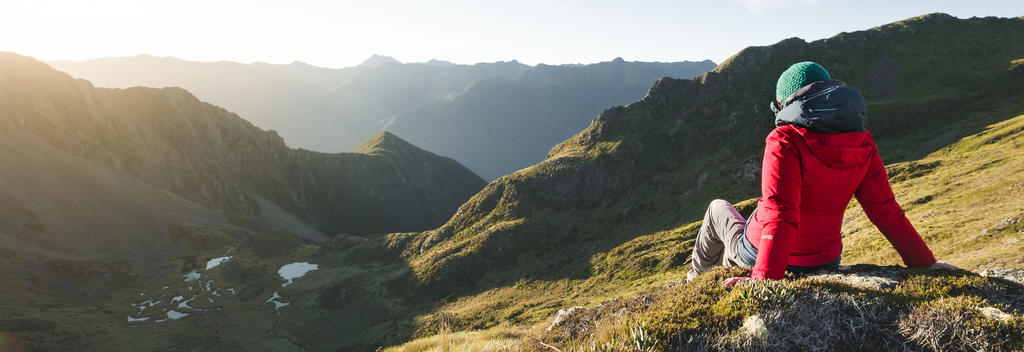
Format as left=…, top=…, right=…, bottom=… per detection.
left=1, top=0, right=1022, bottom=68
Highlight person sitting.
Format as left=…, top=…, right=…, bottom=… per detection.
left=686, top=61, right=957, bottom=286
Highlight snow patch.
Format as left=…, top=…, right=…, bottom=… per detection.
left=127, top=316, right=149, bottom=322
left=278, top=262, right=318, bottom=287
left=155, top=311, right=190, bottom=321
left=205, top=256, right=232, bottom=270
left=177, top=296, right=196, bottom=309
left=155, top=310, right=190, bottom=322
left=183, top=270, right=201, bottom=282
left=166, top=310, right=189, bottom=320
left=265, top=291, right=290, bottom=310
left=132, top=299, right=160, bottom=312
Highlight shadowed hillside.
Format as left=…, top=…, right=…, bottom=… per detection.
left=0, top=129, right=231, bottom=262
left=0, top=53, right=487, bottom=236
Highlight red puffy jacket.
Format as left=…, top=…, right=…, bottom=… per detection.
left=745, top=124, right=937, bottom=280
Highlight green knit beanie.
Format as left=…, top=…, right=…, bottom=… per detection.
left=776, top=61, right=831, bottom=101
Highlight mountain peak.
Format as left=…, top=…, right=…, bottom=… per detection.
left=353, top=131, right=416, bottom=155
left=359, top=55, right=401, bottom=66
left=425, top=59, right=455, bottom=66
left=909, top=12, right=957, bottom=22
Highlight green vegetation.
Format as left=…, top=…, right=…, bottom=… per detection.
left=842, top=114, right=1024, bottom=269
left=3, top=13, right=1024, bottom=352
left=377, top=13, right=1024, bottom=350
left=381, top=10, right=1018, bottom=324
left=539, top=266, right=1023, bottom=351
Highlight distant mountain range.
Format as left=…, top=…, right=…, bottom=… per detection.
left=385, top=58, right=719, bottom=179
left=48, top=56, right=716, bottom=179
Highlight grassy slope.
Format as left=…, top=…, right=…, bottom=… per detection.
left=842, top=114, right=1024, bottom=269
left=384, top=115, right=1024, bottom=351
left=380, top=14, right=1024, bottom=350
left=403, top=14, right=1024, bottom=294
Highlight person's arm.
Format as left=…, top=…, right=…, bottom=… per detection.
left=749, top=130, right=803, bottom=281
left=854, top=148, right=936, bottom=268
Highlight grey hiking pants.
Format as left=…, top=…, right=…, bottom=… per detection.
left=688, top=199, right=751, bottom=281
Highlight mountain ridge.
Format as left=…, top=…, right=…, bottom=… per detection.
left=386, top=57, right=717, bottom=179
left=48, top=55, right=716, bottom=179
left=404, top=12, right=1024, bottom=289
left=1, top=52, right=487, bottom=237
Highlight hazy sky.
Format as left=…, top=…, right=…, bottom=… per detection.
left=2, top=0, right=1021, bottom=68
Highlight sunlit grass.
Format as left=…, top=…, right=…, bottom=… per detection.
left=383, top=325, right=537, bottom=352
left=842, top=115, right=1024, bottom=270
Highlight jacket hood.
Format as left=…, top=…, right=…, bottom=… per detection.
left=775, top=80, right=867, bottom=134
left=787, top=126, right=875, bottom=169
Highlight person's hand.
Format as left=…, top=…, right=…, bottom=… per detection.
left=927, top=261, right=960, bottom=271
left=722, top=276, right=756, bottom=288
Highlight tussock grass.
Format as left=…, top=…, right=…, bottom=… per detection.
left=537, top=266, right=1024, bottom=352
left=383, top=325, right=536, bottom=352
left=900, top=296, right=1023, bottom=352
